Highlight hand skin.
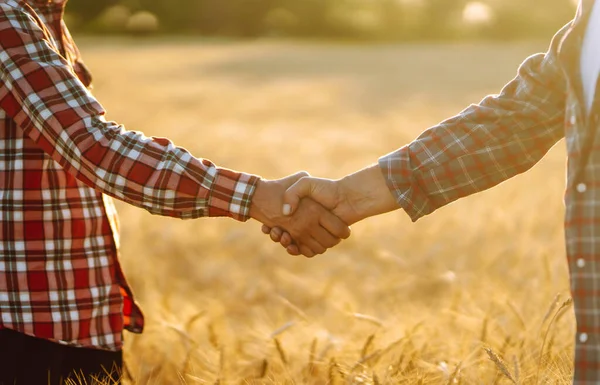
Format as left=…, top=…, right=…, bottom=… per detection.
left=249, top=172, right=352, bottom=258
left=261, top=165, right=400, bottom=255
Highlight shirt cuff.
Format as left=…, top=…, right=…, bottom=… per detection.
left=378, top=146, right=434, bottom=222
left=207, top=168, right=260, bottom=221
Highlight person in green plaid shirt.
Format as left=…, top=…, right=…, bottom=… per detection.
left=264, top=1, right=600, bottom=382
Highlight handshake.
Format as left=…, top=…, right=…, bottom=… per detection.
left=249, top=165, right=400, bottom=257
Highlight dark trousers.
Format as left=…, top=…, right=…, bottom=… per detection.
left=0, top=328, right=122, bottom=385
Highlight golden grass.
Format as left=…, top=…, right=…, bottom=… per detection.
left=78, top=37, right=572, bottom=384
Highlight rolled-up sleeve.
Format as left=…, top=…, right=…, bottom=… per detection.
left=0, top=1, right=258, bottom=221
left=379, top=23, right=570, bottom=222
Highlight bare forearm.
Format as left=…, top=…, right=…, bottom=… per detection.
left=337, top=165, right=401, bottom=224
left=281, top=165, right=400, bottom=226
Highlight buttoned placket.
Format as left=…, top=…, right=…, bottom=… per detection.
left=575, top=167, right=588, bottom=347
left=573, top=19, right=600, bottom=351
left=559, top=5, right=600, bottom=372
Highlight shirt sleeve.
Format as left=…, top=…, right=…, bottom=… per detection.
left=379, top=22, right=571, bottom=222
left=0, top=2, right=259, bottom=221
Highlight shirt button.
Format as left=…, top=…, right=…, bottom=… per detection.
left=580, top=333, right=589, bottom=343
left=570, top=115, right=577, bottom=125
left=577, top=258, right=586, bottom=268
left=577, top=183, right=587, bottom=193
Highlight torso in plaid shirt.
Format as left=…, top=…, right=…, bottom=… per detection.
left=378, top=0, right=600, bottom=382
left=0, top=0, right=258, bottom=351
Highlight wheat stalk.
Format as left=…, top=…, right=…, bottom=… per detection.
left=270, top=321, right=296, bottom=338
left=484, top=347, right=517, bottom=384
left=352, top=313, right=384, bottom=327
left=329, top=357, right=346, bottom=382
left=351, top=349, right=382, bottom=372
left=257, top=358, right=269, bottom=379
left=275, top=294, right=309, bottom=321
left=512, top=355, right=520, bottom=384
left=480, top=317, right=489, bottom=344
left=361, top=334, right=376, bottom=359
left=373, top=371, right=381, bottom=385
left=302, top=337, right=319, bottom=378
left=541, top=293, right=561, bottom=327
left=535, top=297, right=573, bottom=384
left=447, top=362, right=462, bottom=385
left=274, top=338, right=288, bottom=365
left=328, top=357, right=337, bottom=384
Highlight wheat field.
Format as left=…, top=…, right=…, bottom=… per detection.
left=79, top=37, right=572, bottom=384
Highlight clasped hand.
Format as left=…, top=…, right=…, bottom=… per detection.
left=249, top=172, right=351, bottom=258
left=258, top=165, right=401, bottom=256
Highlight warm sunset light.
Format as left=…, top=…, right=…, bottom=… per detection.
left=1, top=0, right=583, bottom=384
left=463, top=1, right=494, bottom=25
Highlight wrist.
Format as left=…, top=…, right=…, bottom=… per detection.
left=249, top=178, right=271, bottom=224
left=339, top=165, right=400, bottom=222
left=249, top=178, right=285, bottom=227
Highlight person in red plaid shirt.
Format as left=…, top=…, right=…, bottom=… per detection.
left=264, top=1, right=600, bottom=383
left=0, top=0, right=352, bottom=384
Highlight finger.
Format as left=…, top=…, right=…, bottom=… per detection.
left=310, top=226, right=341, bottom=249
left=261, top=224, right=271, bottom=234
left=280, top=232, right=294, bottom=248
left=286, top=244, right=301, bottom=256
left=319, top=211, right=352, bottom=240
left=269, top=227, right=284, bottom=242
left=298, top=244, right=316, bottom=258
left=302, top=238, right=327, bottom=257
left=282, top=177, right=313, bottom=216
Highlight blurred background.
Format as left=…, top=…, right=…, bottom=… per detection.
left=67, top=0, right=580, bottom=383
left=66, top=0, right=577, bottom=40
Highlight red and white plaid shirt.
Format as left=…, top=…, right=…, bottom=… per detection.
left=379, top=1, right=600, bottom=383
left=0, top=0, right=258, bottom=351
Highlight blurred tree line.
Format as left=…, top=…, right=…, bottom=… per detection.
left=66, top=0, right=577, bottom=40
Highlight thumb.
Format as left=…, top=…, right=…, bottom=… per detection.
left=279, top=171, right=310, bottom=189
left=282, top=177, right=313, bottom=216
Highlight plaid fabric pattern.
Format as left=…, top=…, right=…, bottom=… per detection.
left=378, top=2, right=600, bottom=383
left=0, top=0, right=259, bottom=351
